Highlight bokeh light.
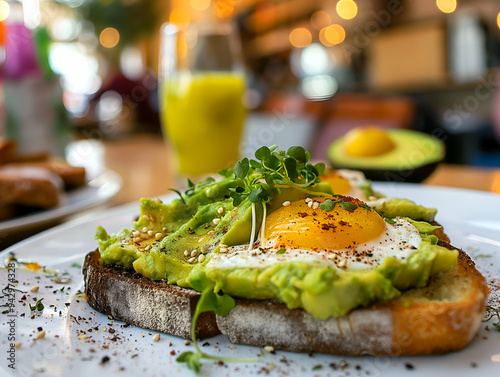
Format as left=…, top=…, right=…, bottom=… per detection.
left=289, top=27, right=312, bottom=48
left=320, top=24, right=345, bottom=46
left=336, top=0, right=358, bottom=20
left=0, top=1, right=10, bottom=22
left=190, top=0, right=211, bottom=11
left=497, top=11, right=500, bottom=29
left=99, top=27, right=120, bottom=48
left=436, top=0, right=457, bottom=13
left=310, top=10, right=331, bottom=30
left=170, top=8, right=190, bottom=23
left=213, top=0, right=235, bottom=18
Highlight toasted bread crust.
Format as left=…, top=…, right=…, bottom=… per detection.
left=83, top=250, right=219, bottom=339
left=84, top=243, right=487, bottom=356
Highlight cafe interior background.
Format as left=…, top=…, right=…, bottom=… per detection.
left=0, top=0, right=499, bottom=246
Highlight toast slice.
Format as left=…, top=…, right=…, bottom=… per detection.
left=83, top=242, right=488, bottom=355
left=0, top=166, right=63, bottom=208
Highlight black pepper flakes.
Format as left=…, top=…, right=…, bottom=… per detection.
left=405, top=362, right=415, bottom=370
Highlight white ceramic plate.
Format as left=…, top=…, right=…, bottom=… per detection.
left=0, top=170, right=122, bottom=233
left=0, top=183, right=499, bottom=377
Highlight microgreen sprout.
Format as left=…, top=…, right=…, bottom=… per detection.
left=227, top=146, right=330, bottom=249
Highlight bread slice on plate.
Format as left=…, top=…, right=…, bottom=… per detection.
left=83, top=241, right=487, bottom=356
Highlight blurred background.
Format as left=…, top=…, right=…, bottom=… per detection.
left=0, top=0, right=499, bottom=166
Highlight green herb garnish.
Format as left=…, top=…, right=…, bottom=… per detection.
left=319, top=198, right=368, bottom=213
left=485, top=306, right=500, bottom=331
left=227, top=146, right=329, bottom=249
left=177, top=287, right=257, bottom=372
left=276, top=249, right=286, bottom=254
left=384, top=218, right=396, bottom=224
left=29, top=298, right=44, bottom=312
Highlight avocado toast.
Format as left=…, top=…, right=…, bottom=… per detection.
left=84, top=146, right=487, bottom=370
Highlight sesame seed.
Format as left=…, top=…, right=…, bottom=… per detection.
left=30, top=286, right=39, bottom=293
left=141, top=227, right=148, bottom=233
left=312, top=201, right=319, bottom=210
left=264, top=345, right=275, bottom=353
left=152, top=334, right=160, bottom=342
left=183, top=340, right=191, bottom=345
left=305, top=198, right=312, bottom=203
left=198, top=254, right=205, bottom=263
left=190, top=249, right=199, bottom=257
left=36, top=331, right=45, bottom=340
left=184, top=250, right=190, bottom=257
left=338, top=259, right=347, bottom=268
left=155, top=233, right=163, bottom=240
left=282, top=201, right=291, bottom=207
left=213, top=218, right=221, bottom=225
left=132, top=231, right=141, bottom=238
left=147, top=230, right=154, bottom=237
left=145, top=245, right=152, bottom=251
left=187, top=257, right=196, bottom=263
left=217, top=207, right=225, bottom=215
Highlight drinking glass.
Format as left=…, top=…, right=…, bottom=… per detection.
left=158, top=22, right=246, bottom=180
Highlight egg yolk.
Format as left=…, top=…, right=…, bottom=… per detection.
left=320, top=169, right=351, bottom=195
left=344, top=127, right=396, bottom=157
left=264, top=196, right=385, bottom=251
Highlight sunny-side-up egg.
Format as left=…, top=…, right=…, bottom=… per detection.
left=320, top=169, right=370, bottom=201
left=207, top=196, right=422, bottom=272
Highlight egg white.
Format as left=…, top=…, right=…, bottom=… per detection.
left=336, top=169, right=370, bottom=201
left=207, top=217, right=422, bottom=272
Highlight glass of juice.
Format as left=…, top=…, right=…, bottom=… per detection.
left=159, top=22, right=246, bottom=179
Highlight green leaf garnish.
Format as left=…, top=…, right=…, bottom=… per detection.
left=339, top=201, right=358, bottom=212
left=276, top=249, right=286, bottom=254
left=29, top=298, right=44, bottom=312
left=177, top=283, right=257, bottom=373
left=384, top=218, right=396, bottom=224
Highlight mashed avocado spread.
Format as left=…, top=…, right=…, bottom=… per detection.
left=96, top=146, right=457, bottom=319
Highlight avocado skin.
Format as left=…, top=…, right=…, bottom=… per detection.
left=331, top=161, right=441, bottom=183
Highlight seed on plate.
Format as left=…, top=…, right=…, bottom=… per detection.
left=213, top=218, right=221, bottom=225
left=217, top=207, right=225, bottom=215
left=308, top=201, right=313, bottom=208
left=132, top=231, right=141, bottom=238
left=264, top=345, right=274, bottom=353
left=14, top=342, right=21, bottom=349
left=36, top=331, right=45, bottom=340
left=133, top=237, right=142, bottom=243
left=187, top=257, right=196, bottom=263
left=312, top=201, right=319, bottom=210
left=145, top=245, right=152, bottom=251
left=190, top=249, right=199, bottom=257
left=201, top=244, right=210, bottom=254
left=155, top=233, right=163, bottom=240
left=152, top=334, right=160, bottom=342
left=183, top=340, right=191, bottom=345
left=337, top=259, right=347, bottom=268
left=153, top=197, right=163, bottom=204
left=147, top=230, right=154, bottom=237
left=198, top=254, right=205, bottom=263
left=305, top=198, right=312, bottom=203
left=141, top=227, right=148, bottom=233
left=184, top=250, right=190, bottom=257
left=282, top=201, right=291, bottom=207
left=162, top=227, right=168, bottom=232
left=30, top=286, right=39, bottom=293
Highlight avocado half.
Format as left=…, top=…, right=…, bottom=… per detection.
left=327, top=129, right=445, bottom=183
